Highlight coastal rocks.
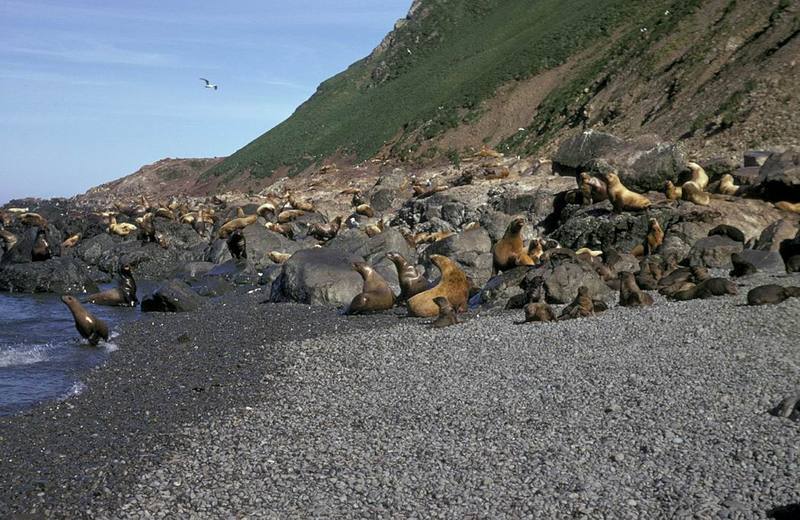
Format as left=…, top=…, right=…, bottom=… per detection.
left=735, top=249, right=784, bottom=274
left=96, top=241, right=202, bottom=280
left=0, top=257, right=99, bottom=294
left=75, top=233, right=118, bottom=265
left=273, top=248, right=364, bottom=307
left=539, top=260, right=612, bottom=304
left=141, top=279, right=205, bottom=312
left=687, top=236, right=743, bottom=268
left=756, top=149, right=800, bottom=202
left=241, top=226, right=303, bottom=269
left=472, top=267, right=530, bottom=308
left=755, top=219, right=798, bottom=252
left=420, top=228, right=493, bottom=288
left=553, top=130, right=687, bottom=192
left=550, top=206, right=658, bottom=252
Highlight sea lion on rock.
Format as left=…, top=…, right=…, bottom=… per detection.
left=493, top=217, right=532, bottom=272
left=268, top=251, right=292, bottom=264
left=257, top=202, right=276, bottom=218
left=309, top=216, right=343, bottom=241
left=348, top=262, right=395, bottom=314
left=20, top=212, right=48, bottom=228
left=527, top=238, right=544, bottom=264
left=717, top=174, right=740, bottom=196
left=635, top=257, right=664, bottom=290
left=355, top=204, right=375, bottom=218
left=775, top=201, right=800, bottom=214
left=219, top=215, right=257, bottom=238
left=630, top=218, right=663, bottom=257
left=746, top=284, right=800, bottom=305
left=687, top=162, right=709, bottom=191
left=559, top=286, right=595, bottom=320
left=729, top=252, right=757, bottom=277
left=670, top=277, right=737, bottom=301
left=580, top=172, right=608, bottom=203
left=364, top=221, right=384, bottom=238
left=31, top=228, right=52, bottom=261
left=0, top=226, right=18, bottom=252
left=708, top=224, right=745, bottom=243
left=665, top=180, right=682, bottom=201
left=603, top=172, right=651, bottom=213
left=619, top=272, right=654, bottom=307
left=277, top=209, right=305, bottom=224
left=407, top=254, right=469, bottom=317
left=61, top=233, right=81, bottom=249
left=61, top=295, right=109, bottom=346
left=387, top=252, right=428, bottom=301
left=108, top=216, right=137, bottom=237
left=288, top=192, right=314, bottom=212
left=226, top=229, right=247, bottom=260
left=85, top=264, right=138, bottom=306
left=265, top=222, right=293, bottom=238
left=681, top=181, right=710, bottom=206
left=432, top=296, right=458, bottom=328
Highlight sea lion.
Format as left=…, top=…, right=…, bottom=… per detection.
left=226, top=229, right=247, bottom=260
left=527, top=238, right=544, bottom=264
left=775, top=201, right=800, bottom=214
left=265, top=222, right=293, bottom=238
left=463, top=221, right=481, bottom=231
left=364, top=221, right=384, bottom=238
left=347, top=262, right=395, bottom=314
left=665, top=180, right=682, bottom=201
left=729, top=252, right=757, bottom=277
left=61, top=233, right=81, bottom=249
left=277, top=209, right=305, bottom=224
left=108, top=216, right=137, bottom=237
left=31, top=228, right=52, bottom=261
left=268, top=251, right=292, bottom=264
left=630, top=218, right=664, bottom=257
left=635, top=257, right=663, bottom=290
left=559, top=286, right=595, bottom=320
left=717, top=174, right=740, bottom=196
left=670, top=277, right=737, bottom=301
left=407, top=254, right=469, bottom=317
left=687, top=162, right=709, bottom=191
left=61, top=295, right=109, bottom=346
left=619, top=272, right=654, bottom=307
left=85, top=264, right=138, bottom=306
left=493, top=217, right=531, bottom=272
left=351, top=191, right=367, bottom=207
left=747, top=284, right=800, bottom=305
left=0, top=226, right=18, bottom=252
left=580, top=172, right=608, bottom=204
left=681, top=181, right=710, bottom=206
left=308, top=216, right=343, bottom=241
left=524, top=302, right=556, bottom=322
left=155, top=207, right=175, bottom=220
left=603, top=172, right=651, bottom=213
left=708, top=224, right=745, bottom=243
left=257, top=202, right=276, bottom=218
left=387, top=251, right=428, bottom=301
left=414, top=231, right=454, bottom=244
left=218, top=215, right=257, bottom=238
left=138, top=212, right=157, bottom=243
left=355, top=204, right=375, bottom=218
left=19, top=212, right=48, bottom=228
left=236, top=207, right=246, bottom=218
left=432, top=296, right=458, bottom=327
left=288, top=193, right=314, bottom=212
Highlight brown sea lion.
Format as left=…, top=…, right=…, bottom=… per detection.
left=138, top=212, right=157, bottom=243
left=277, top=209, right=305, bottom=224
left=85, top=264, right=138, bottom=307
left=31, top=228, right=52, bottom=261
left=559, top=286, right=595, bottom=320
left=604, top=172, right=650, bottom=213
left=635, top=257, right=663, bottom=291
left=226, top=229, right=247, bottom=260
left=108, top=216, right=137, bottom=237
left=708, top=224, right=745, bottom=243
left=61, top=295, right=109, bottom=346
left=308, top=216, right=343, bottom=241
left=288, top=193, right=314, bottom=212
left=775, top=201, right=800, bottom=214
left=20, top=212, right=48, bottom=228
left=432, top=296, right=458, bottom=328
left=355, top=204, right=375, bottom=218
left=265, top=222, right=293, bottom=238
left=619, top=272, right=654, bottom=307
left=387, top=251, right=428, bottom=301
left=687, top=162, right=709, bottom=191
left=0, top=226, right=19, bottom=252
left=717, top=174, right=740, bottom=196
left=670, top=277, right=737, bottom=301
left=579, top=172, right=608, bottom=204
left=665, top=180, right=682, bottom=201
left=493, top=217, right=530, bottom=272
left=681, top=181, right=710, bottom=206
left=527, top=238, right=544, bottom=264
left=61, top=233, right=81, bottom=249
left=729, top=253, right=757, bottom=277
left=236, top=207, right=246, bottom=218
left=268, top=251, right=292, bottom=264
left=524, top=302, right=556, bottom=323
left=257, top=202, right=276, bottom=218
left=364, top=221, right=384, bottom=238
left=407, top=254, right=469, bottom=317
left=747, top=284, right=800, bottom=306
left=219, top=215, right=257, bottom=238
left=155, top=207, right=175, bottom=220
left=630, top=218, right=664, bottom=257
left=351, top=191, right=367, bottom=207
left=348, top=262, right=395, bottom=314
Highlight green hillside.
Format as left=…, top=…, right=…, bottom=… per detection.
left=208, top=0, right=699, bottom=181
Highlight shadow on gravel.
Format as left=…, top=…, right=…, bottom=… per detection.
left=768, top=503, right=800, bottom=519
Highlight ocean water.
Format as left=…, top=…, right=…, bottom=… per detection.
left=0, top=289, right=142, bottom=416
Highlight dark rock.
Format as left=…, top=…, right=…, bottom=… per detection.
left=141, top=279, right=204, bottom=312
left=275, top=248, right=364, bottom=307
left=176, top=261, right=215, bottom=280
left=701, top=157, right=739, bottom=179
left=75, top=233, right=118, bottom=266
left=737, top=249, right=784, bottom=274
left=687, top=236, right=743, bottom=268
left=755, top=219, right=798, bottom=252
left=743, top=150, right=773, bottom=168
left=757, top=149, right=800, bottom=202
left=0, top=257, right=99, bottom=294
left=242, top=225, right=303, bottom=269
left=730, top=166, right=761, bottom=186
left=472, top=267, right=531, bottom=308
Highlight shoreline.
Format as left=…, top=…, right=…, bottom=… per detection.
left=1, top=273, right=799, bottom=517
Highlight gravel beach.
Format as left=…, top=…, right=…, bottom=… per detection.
left=2, top=273, right=799, bottom=518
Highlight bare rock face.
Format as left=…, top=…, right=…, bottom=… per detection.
left=540, top=260, right=612, bottom=305
left=756, top=149, right=800, bottom=202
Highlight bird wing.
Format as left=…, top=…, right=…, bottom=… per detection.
left=199, top=78, right=210, bottom=85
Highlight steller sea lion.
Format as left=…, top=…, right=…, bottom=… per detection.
left=708, top=224, right=745, bottom=243
left=559, top=286, right=595, bottom=320
left=226, top=229, right=247, bottom=260
left=61, top=233, right=81, bottom=249
left=0, top=226, right=18, bottom=252
left=670, top=277, right=737, bottom=301
left=687, top=162, right=709, bottom=191
left=619, top=272, right=654, bottom=307
left=138, top=212, right=157, bottom=243
left=108, top=216, right=137, bottom=237
left=348, top=262, right=395, bottom=314
left=355, top=204, right=375, bottom=218
left=265, top=222, right=293, bottom=238
left=308, top=216, right=343, bottom=241
left=407, top=254, right=469, bottom=317
left=603, top=172, right=651, bottom=213
left=635, top=257, right=664, bottom=291
left=219, top=215, right=258, bottom=238
left=257, top=202, right=276, bottom=218
left=717, top=174, right=740, bottom=196
left=277, top=209, right=305, bottom=224
left=432, top=296, right=458, bottom=327
left=665, top=180, right=682, bottom=201
left=364, top=221, right=384, bottom=238
left=524, top=302, right=556, bottom=323
left=61, top=295, right=109, bottom=346
left=631, top=218, right=664, bottom=257
left=268, top=251, right=291, bottom=264
left=775, top=201, right=800, bottom=214
left=85, top=264, right=138, bottom=306
left=681, top=181, right=710, bottom=206
left=387, top=252, right=428, bottom=301
left=288, top=192, right=314, bottom=212
left=31, top=228, right=52, bottom=261
left=746, top=284, right=800, bottom=305
left=20, top=212, right=48, bottom=228
left=579, top=172, right=608, bottom=204
left=493, top=217, right=532, bottom=272
left=730, top=252, right=757, bottom=277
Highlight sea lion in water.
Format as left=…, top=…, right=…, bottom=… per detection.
left=432, top=296, right=458, bottom=328
left=603, top=172, right=651, bottom=213
left=631, top=218, right=663, bottom=257
left=686, top=162, right=709, bottom=191
left=729, top=252, right=757, bottom=277
left=61, top=295, right=109, bottom=346
left=681, top=181, right=710, bottom=206
left=226, top=229, right=247, bottom=260
left=493, top=217, right=533, bottom=272
left=708, top=224, right=745, bottom=243
left=31, top=228, right=52, bottom=261
left=407, top=254, right=469, bottom=317
left=619, top=272, right=654, bottom=307
left=85, top=264, right=138, bottom=307
left=348, top=262, right=395, bottom=314
left=386, top=252, right=428, bottom=301
left=747, top=284, right=800, bottom=306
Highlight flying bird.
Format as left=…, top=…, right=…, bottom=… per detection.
left=200, top=78, right=218, bottom=90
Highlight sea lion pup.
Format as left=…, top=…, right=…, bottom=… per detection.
left=729, top=252, right=757, bottom=277
left=603, top=172, right=651, bottom=213
left=0, top=226, right=19, bottom=252
left=138, top=212, right=157, bottom=243
left=19, top=212, right=48, bottom=228
left=527, top=238, right=544, bottom=264
left=347, top=262, right=395, bottom=314
left=85, top=264, right=138, bottom=307
left=493, top=217, right=531, bottom=272
left=524, top=302, right=556, bottom=323
left=747, top=284, right=800, bottom=305
left=775, top=201, right=800, bottom=214
left=579, top=172, right=608, bottom=204
left=635, top=257, right=663, bottom=290
left=108, top=216, right=137, bottom=237
left=681, top=181, right=710, bottom=206
left=665, top=180, right=682, bottom=201
left=386, top=251, right=428, bottom=301
left=61, top=233, right=81, bottom=249
left=716, top=174, right=740, bottom=196
left=630, top=218, right=664, bottom=257
left=268, top=251, right=292, bottom=264
left=257, top=202, right=276, bottom=218
left=355, top=204, right=375, bottom=218
left=407, top=254, right=469, bottom=317
left=226, top=229, right=247, bottom=260
left=308, top=216, right=343, bottom=241
left=708, top=224, right=745, bottom=243
left=30, top=228, right=52, bottom=261
left=686, top=161, right=709, bottom=191
left=61, top=295, right=109, bottom=346
left=618, top=272, right=654, bottom=307
left=559, top=286, right=596, bottom=320
left=364, top=221, right=384, bottom=238
left=432, top=296, right=458, bottom=327
left=288, top=192, right=314, bottom=212
left=218, top=214, right=257, bottom=239
left=670, top=277, right=738, bottom=301
left=277, top=209, right=305, bottom=224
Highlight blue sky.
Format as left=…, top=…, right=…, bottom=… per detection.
left=0, top=0, right=410, bottom=204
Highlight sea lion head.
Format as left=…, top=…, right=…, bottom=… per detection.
left=578, top=286, right=590, bottom=297
left=433, top=296, right=452, bottom=310
left=386, top=251, right=406, bottom=266
left=603, top=172, right=620, bottom=186
left=61, top=295, right=76, bottom=305
left=506, top=217, right=525, bottom=235
left=351, top=261, right=372, bottom=279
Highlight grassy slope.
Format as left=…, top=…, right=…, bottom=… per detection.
left=209, top=0, right=687, bottom=182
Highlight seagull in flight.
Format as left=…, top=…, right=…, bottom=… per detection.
left=200, top=78, right=218, bottom=90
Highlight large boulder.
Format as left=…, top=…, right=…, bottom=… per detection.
left=242, top=225, right=304, bottom=269
left=553, top=130, right=687, bottom=192
left=75, top=233, right=118, bottom=265
left=96, top=241, right=204, bottom=280
left=273, top=248, right=364, bottom=307
left=369, top=169, right=413, bottom=212
left=755, top=219, right=798, bottom=252
left=756, top=149, right=800, bottom=202
left=0, top=257, right=99, bottom=294
left=141, top=279, right=205, bottom=312
left=538, top=260, right=612, bottom=304
left=327, top=228, right=415, bottom=292
left=1, top=224, right=62, bottom=264
left=736, top=250, right=785, bottom=274
left=472, top=267, right=531, bottom=308
left=420, top=228, right=493, bottom=287
left=687, top=236, right=743, bottom=268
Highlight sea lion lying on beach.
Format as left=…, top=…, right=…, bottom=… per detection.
left=61, top=295, right=109, bottom=346
left=348, top=262, right=395, bottom=314
left=407, top=254, right=469, bottom=318
left=669, top=278, right=737, bottom=301
left=746, top=284, right=800, bottom=306
left=618, top=272, right=654, bottom=307
left=85, top=264, right=138, bottom=307
left=524, top=302, right=556, bottom=323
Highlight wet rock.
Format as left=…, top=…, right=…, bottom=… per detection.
left=141, top=279, right=204, bottom=312
left=687, top=236, right=743, bottom=268
left=274, top=248, right=364, bottom=307
left=0, top=257, right=99, bottom=294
